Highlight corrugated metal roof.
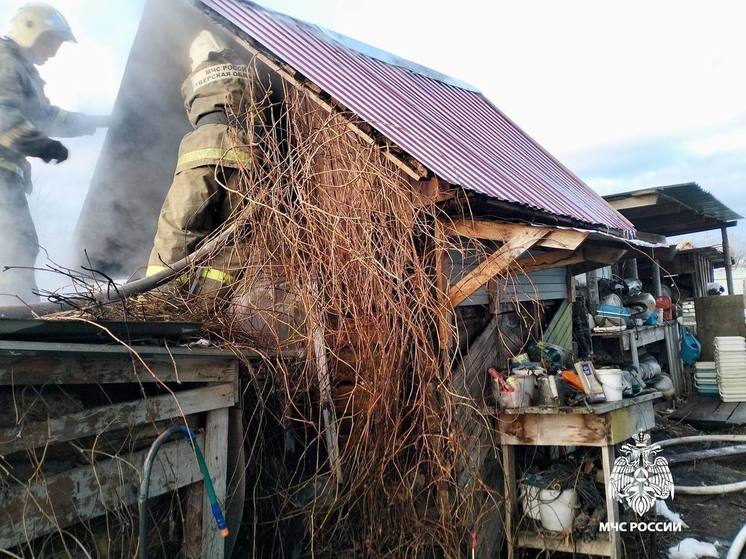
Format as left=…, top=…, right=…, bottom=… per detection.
left=606, top=182, right=743, bottom=223
left=200, top=0, right=635, bottom=235
left=658, top=183, right=742, bottom=222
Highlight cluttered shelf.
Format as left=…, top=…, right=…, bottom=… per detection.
left=591, top=323, right=666, bottom=346
left=493, top=390, right=661, bottom=416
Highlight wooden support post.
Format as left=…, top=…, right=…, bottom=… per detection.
left=601, top=444, right=622, bottom=559
left=310, top=287, right=343, bottom=485
left=652, top=256, right=662, bottom=298
left=628, top=332, right=640, bottom=368
left=627, top=258, right=639, bottom=280
left=502, top=443, right=517, bottom=559
left=184, top=483, right=204, bottom=559
left=586, top=269, right=600, bottom=307
left=202, top=408, right=229, bottom=559
left=434, top=220, right=453, bottom=350
left=722, top=225, right=735, bottom=295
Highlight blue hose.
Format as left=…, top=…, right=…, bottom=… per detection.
left=138, top=425, right=228, bottom=559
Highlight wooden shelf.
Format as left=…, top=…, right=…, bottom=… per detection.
left=592, top=323, right=667, bottom=350
left=495, top=391, right=661, bottom=416
left=516, top=531, right=612, bottom=556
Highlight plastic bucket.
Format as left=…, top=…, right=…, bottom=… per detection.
left=500, top=375, right=535, bottom=408
left=538, top=488, right=577, bottom=532
left=519, top=483, right=541, bottom=520
left=596, top=368, right=623, bottom=402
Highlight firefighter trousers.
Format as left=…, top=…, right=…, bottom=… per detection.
left=147, top=165, right=242, bottom=284
left=0, top=170, right=39, bottom=305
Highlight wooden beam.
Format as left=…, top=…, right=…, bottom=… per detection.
left=607, top=192, right=659, bottom=211
left=537, top=230, right=588, bottom=251
left=441, top=219, right=587, bottom=251
left=514, top=249, right=585, bottom=274
left=441, top=219, right=543, bottom=242
left=448, top=229, right=548, bottom=306
left=0, top=355, right=239, bottom=385
left=0, top=436, right=203, bottom=549
left=202, top=408, right=229, bottom=559
left=235, top=36, right=425, bottom=181
left=0, top=384, right=235, bottom=456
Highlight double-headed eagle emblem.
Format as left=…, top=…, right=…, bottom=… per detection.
left=609, top=432, right=673, bottom=515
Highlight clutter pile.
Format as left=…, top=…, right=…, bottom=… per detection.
left=519, top=457, right=606, bottom=540
left=592, top=278, right=667, bottom=332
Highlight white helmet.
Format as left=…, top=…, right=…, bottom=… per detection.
left=7, top=3, right=76, bottom=49
left=189, top=30, right=226, bottom=71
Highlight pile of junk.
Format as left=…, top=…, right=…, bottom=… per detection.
left=517, top=454, right=611, bottom=537
left=486, top=275, right=703, bottom=412
left=593, top=277, right=673, bottom=332
left=487, top=343, right=674, bottom=413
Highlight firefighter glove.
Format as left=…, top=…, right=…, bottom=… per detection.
left=32, top=139, right=69, bottom=164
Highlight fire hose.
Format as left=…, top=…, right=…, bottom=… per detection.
left=657, top=435, right=746, bottom=558
left=657, top=434, right=746, bottom=495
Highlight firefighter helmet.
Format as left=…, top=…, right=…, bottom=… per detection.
left=189, top=30, right=227, bottom=71
left=6, top=3, right=76, bottom=49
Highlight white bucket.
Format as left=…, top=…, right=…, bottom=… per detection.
left=519, top=483, right=541, bottom=520
left=499, top=374, right=535, bottom=408
left=596, top=368, right=624, bottom=402
left=538, top=488, right=577, bottom=532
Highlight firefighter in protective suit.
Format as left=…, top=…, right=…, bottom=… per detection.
left=0, top=4, right=110, bottom=304
left=147, top=30, right=253, bottom=299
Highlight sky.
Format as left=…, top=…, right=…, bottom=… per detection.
left=2, top=0, right=745, bottom=290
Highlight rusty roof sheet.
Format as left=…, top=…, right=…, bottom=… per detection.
left=201, top=0, right=635, bottom=235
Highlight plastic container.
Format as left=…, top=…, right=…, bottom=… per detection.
left=538, top=488, right=577, bottom=532
left=596, top=368, right=624, bottom=402
left=680, top=327, right=702, bottom=365
left=499, top=375, right=535, bottom=408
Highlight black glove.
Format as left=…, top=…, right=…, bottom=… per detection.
left=34, top=139, right=69, bottom=164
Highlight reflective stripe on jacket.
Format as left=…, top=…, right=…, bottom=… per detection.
left=174, top=123, right=253, bottom=173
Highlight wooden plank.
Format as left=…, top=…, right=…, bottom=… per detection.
left=516, top=531, right=611, bottom=556
left=537, top=230, right=588, bottom=251
left=669, top=395, right=722, bottom=423
left=183, top=483, right=205, bottom=558
left=442, top=220, right=586, bottom=251
left=729, top=403, right=746, bottom=425
left=498, top=400, right=656, bottom=447
left=601, top=444, right=622, bottom=558
left=502, top=444, right=517, bottom=559
left=448, top=229, right=548, bottom=306
left=499, top=412, right=608, bottom=446
left=441, top=220, right=543, bottom=241
left=0, top=435, right=203, bottom=549
left=0, top=340, right=241, bottom=358
left=497, top=391, right=661, bottom=415
left=0, top=383, right=235, bottom=455
left=0, top=355, right=239, bottom=385
left=710, top=402, right=740, bottom=423
left=434, top=220, right=453, bottom=350
left=514, top=249, right=585, bottom=274
left=202, top=408, right=229, bottom=559
left=607, top=192, right=659, bottom=211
